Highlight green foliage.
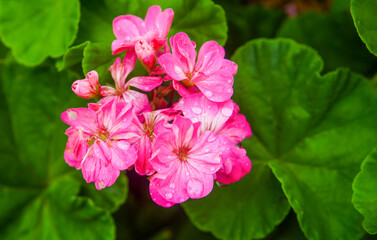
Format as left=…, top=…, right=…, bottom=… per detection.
left=278, top=11, right=377, bottom=75
left=353, top=148, right=377, bottom=234
left=0, top=59, right=126, bottom=239
left=0, top=0, right=80, bottom=66
left=351, top=0, right=377, bottom=56
left=184, top=39, right=377, bottom=240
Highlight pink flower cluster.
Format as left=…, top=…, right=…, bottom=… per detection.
left=61, top=5, right=252, bottom=207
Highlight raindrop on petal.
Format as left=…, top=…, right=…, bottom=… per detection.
left=191, top=106, right=202, bottom=114
left=187, top=179, right=204, bottom=198
left=221, top=107, right=233, bottom=117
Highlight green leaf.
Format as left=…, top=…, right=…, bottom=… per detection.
left=277, top=11, right=377, bottom=75
left=351, top=0, right=377, bottom=56
left=183, top=160, right=291, bottom=240
left=56, top=41, right=89, bottom=75
left=230, top=39, right=377, bottom=240
left=352, top=148, right=377, bottom=234
left=0, top=60, right=119, bottom=239
left=80, top=173, right=128, bottom=213
left=0, top=0, right=80, bottom=66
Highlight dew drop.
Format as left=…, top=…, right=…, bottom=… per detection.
left=186, top=172, right=190, bottom=176
left=166, top=203, right=172, bottom=207
left=227, top=79, right=232, bottom=83
left=153, top=198, right=157, bottom=201
left=210, top=167, right=215, bottom=172
left=205, top=90, right=213, bottom=97
left=204, top=148, right=209, bottom=153
left=165, top=192, right=173, bottom=199
left=170, top=183, right=175, bottom=189
left=67, top=111, right=77, bottom=120
left=191, top=106, right=202, bottom=114
left=221, top=107, right=233, bottom=117
left=187, top=179, right=204, bottom=198
left=208, top=135, right=217, bottom=143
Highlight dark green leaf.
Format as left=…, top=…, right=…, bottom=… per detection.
left=351, top=0, right=377, bottom=56
left=0, top=59, right=122, bottom=239
left=277, top=11, right=377, bottom=75
left=183, top=160, right=291, bottom=240
left=0, top=0, right=80, bottom=66
left=56, top=41, right=89, bottom=74
left=230, top=39, right=377, bottom=240
left=352, top=148, right=377, bottom=234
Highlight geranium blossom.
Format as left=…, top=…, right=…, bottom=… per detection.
left=112, top=5, right=174, bottom=70
left=72, top=71, right=103, bottom=99
left=150, top=116, right=222, bottom=207
left=159, top=32, right=238, bottom=102
left=175, top=93, right=252, bottom=184
left=61, top=99, right=137, bottom=189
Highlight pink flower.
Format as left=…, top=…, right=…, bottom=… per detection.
left=64, top=127, right=90, bottom=169
left=176, top=93, right=252, bottom=184
left=150, top=116, right=222, bottom=207
left=101, top=51, right=163, bottom=113
left=61, top=99, right=137, bottom=190
left=72, top=71, right=103, bottom=99
left=158, top=32, right=238, bottom=102
left=112, top=5, right=174, bottom=69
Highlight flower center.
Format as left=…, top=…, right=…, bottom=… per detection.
left=174, top=145, right=191, bottom=161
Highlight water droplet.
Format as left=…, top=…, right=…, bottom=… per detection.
left=67, top=111, right=77, bottom=120
left=153, top=198, right=157, bottom=201
left=208, top=135, right=217, bottom=143
left=191, top=106, right=202, bottom=114
left=170, top=183, right=175, bottom=189
left=204, top=148, right=209, bottom=153
left=227, top=89, right=232, bottom=93
left=165, top=192, right=173, bottom=199
left=166, top=203, right=172, bottom=207
left=205, top=90, right=213, bottom=97
left=210, top=167, right=215, bottom=172
left=221, top=107, right=233, bottom=117
left=186, top=172, right=190, bottom=176
left=227, top=79, right=232, bottom=83
left=117, top=141, right=129, bottom=150
left=187, top=179, right=204, bottom=198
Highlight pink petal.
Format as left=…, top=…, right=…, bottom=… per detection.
left=61, top=107, right=97, bottom=133
left=195, top=72, right=234, bottom=102
left=178, top=93, right=234, bottom=133
left=81, top=147, right=101, bottom=183
left=170, top=32, right=196, bottom=73
left=134, top=136, right=155, bottom=175
left=92, top=140, right=112, bottom=166
left=215, top=137, right=252, bottom=184
left=110, top=51, right=137, bottom=90
left=221, top=59, right=238, bottom=76
left=135, top=40, right=156, bottom=70
left=195, top=41, right=224, bottom=75
left=149, top=178, right=176, bottom=208
left=127, top=76, right=162, bottom=92
left=110, top=140, right=137, bottom=170
left=111, top=39, right=135, bottom=55
left=122, top=90, right=151, bottom=114
left=112, top=15, right=146, bottom=40
left=158, top=53, right=187, bottom=80
left=145, top=6, right=174, bottom=39
left=64, top=127, right=89, bottom=169
left=218, top=113, right=252, bottom=144
left=95, top=165, right=120, bottom=190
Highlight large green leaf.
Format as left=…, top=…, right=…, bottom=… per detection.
left=183, top=156, right=291, bottom=240
left=0, top=0, right=80, bottom=66
left=228, top=39, right=377, bottom=240
left=351, top=0, right=377, bottom=56
left=352, top=148, right=377, bottom=234
left=0, top=59, right=125, bottom=239
left=277, top=11, right=377, bottom=75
